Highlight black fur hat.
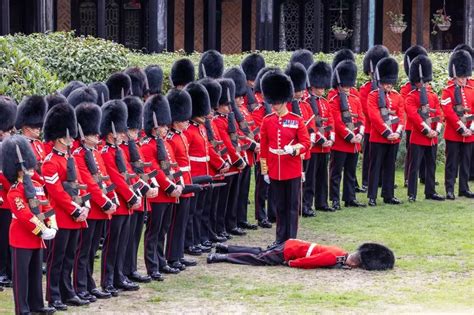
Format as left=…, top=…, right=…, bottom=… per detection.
left=308, top=61, right=332, bottom=89
left=376, top=57, right=399, bottom=85
left=124, top=67, right=149, bottom=98
left=171, top=58, right=195, bottom=87
left=403, top=45, right=428, bottom=76
left=88, top=82, right=110, bottom=106
left=46, top=93, right=68, bottom=111
left=43, top=103, right=78, bottom=142
left=106, top=72, right=132, bottom=100
left=144, top=95, right=171, bottom=135
left=332, top=48, right=355, bottom=70
left=61, top=81, right=86, bottom=97
left=198, top=78, right=222, bottom=110
left=123, top=96, right=144, bottom=130
left=1, top=135, right=37, bottom=184
left=217, top=78, right=236, bottom=105
left=241, top=53, right=266, bottom=81
left=363, top=45, right=390, bottom=75
left=75, top=103, right=102, bottom=136
left=454, top=44, right=474, bottom=70
left=185, top=82, right=211, bottom=118
left=0, top=96, right=17, bottom=132
left=448, top=50, right=472, bottom=78
left=100, top=100, right=128, bottom=136
left=285, top=62, right=308, bottom=92
left=332, top=60, right=358, bottom=88
left=409, top=55, right=432, bottom=84
left=290, top=49, right=314, bottom=70
left=167, top=88, right=192, bottom=122
left=254, top=67, right=280, bottom=93
left=145, top=65, right=164, bottom=95
left=261, top=70, right=294, bottom=105
left=223, top=67, right=247, bottom=97
left=67, top=87, right=98, bottom=108
left=15, top=95, right=48, bottom=129
left=358, top=243, right=395, bottom=271
left=199, top=50, right=224, bottom=79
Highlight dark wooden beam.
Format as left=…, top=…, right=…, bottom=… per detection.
left=97, top=0, right=106, bottom=38
left=402, top=0, right=412, bottom=51
left=70, top=0, right=80, bottom=35
left=206, top=0, right=217, bottom=50
left=148, top=0, right=159, bottom=52
left=167, top=0, right=174, bottom=51
left=416, top=0, right=424, bottom=46
left=256, top=0, right=264, bottom=50
left=313, top=0, right=322, bottom=52
left=184, top=0, right=194, bottom=53
left=360, top=0, right=369, bottom=52
left=374, top=0, right=384, bottom=44
left=0, top=0, right=10, bottom=35
left=242, top=0, right=252, bottom=51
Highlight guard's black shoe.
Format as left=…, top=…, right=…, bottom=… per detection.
left=103, top=285, right=119, bottom=297
left=207, top=253, right=227, bottom=264
left=368, top=198, right=377, bottom=207
left=220, top=232, right=233, bottom=240
left=65, top=296, right=90, bottom=306
left=159, top=265, right=180, bottom=274
left=459, top=191, right=474, bottom=198
left=229, top=227, right=246, bottom=236
left=48, top=301, right=67, bottom=311
left=184, top=246, right=202, bottom=256
left=332, top=200, right=341, bottom=210
left=128, top=271, right=151, bottom=283
left=383, top=197, right=402, bottom=205
left=77, top=291, right=97, bottom=303
left=238, top=221, right=258, bottom=230
left=316, top=205, right=335, bottom=212
left=426, top=193, right=445, bottom=201
left=210, top=235, right=228, bottom=243
left=344, top=200, right=366, bottom=208
left=268, top=217, right=277, bottom=224
left=149, top=271, right=164, bottom=281
left=355, top=186, right=367, bottom=193
left=302, top=209, right=316, bottom=217
left=215, top=243, right=229, bottom=254
left=197, top=244, right=212, bottom=253
left=446, top=192, right=456, bottom=200
left=0, top=275, right=12, bottom=287
left=32, top=306, right=56, bottom=314
left=408, top=195, right=416, bottom=202
left=258, top=220, right=272, bottom=228
left=201, top=240, right=214, bottom=248
left=180, top=258, right=197, bottom=267
left=169, top=261, right=186, bottom=271
left=115, top=280, right=139, bottom=291
left=90, top=288, right=111, bottom=299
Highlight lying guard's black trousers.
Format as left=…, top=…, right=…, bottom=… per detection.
left=254, top=162, right=276, bottom=222
left=144, top=203, right=172, bottom=273
left=222, top=243, right=285, bottom=266
left=329, top=150, right=358, bottom=203
left=237, top=165, right=251, bottom=225
left=367, top=142, right=398, bottom=200
left=0, top=209, right=12, bottom=280
left=123, top=211, right=144, bottom=277
left=186, top=190, right=207, bottom=248
left=167, top=198, right=190, bottom=262
left=303, top=153, right=330, bottom=210
left=445, top=141, right=473, bottom=195
left=271, top=177, right=300, bottom=244
left=407, top=144, right=437, bottom=198
left=12, top=247, right=44, bottom=315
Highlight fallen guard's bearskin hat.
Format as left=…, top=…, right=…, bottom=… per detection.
left=357, top=243, right=395, bottom=271
left=285, top=62, right=308, bottom=92
left=363, top=45, right=390, bottom=75
left=261, top=70, right=294, bottom=105
left=15, top=95, right=48, bottom=129
left=199, top=77, right=222, bottom=110
left=106, top=72, right=132, bottom=100
left=217, top=78, right=236, bottom=106
left=332, top=60, right=358, bottom=88
left=409, top=55, right=433, bottom=84
left=170, top=58, right=195, bottom=87
left=167, top=88, right=193, bottom=122
left=403, top=45, right=428, bottom=76
left=123, top=96, right=144, bottom=130
left=0, top=96, right=17, bottom=132
left=332, top=48, right=355, bottom=70
left=199, top=50, right=224, bottom=79
left=254, top=67, right=280, bottom=93
left=46, top=93, right=68, bottom=111
left=67, top=87, right=98, bottom=108
left=145, top=65, right=164, bottom=95
left=61, top=81, right=86, bottom=97
left=290, top=49, right=314, bottom=70
left=100, top=100, right=128, bottom=137
left=223, top=67, right=247, bottom=97
left=308, top=61, right=332, bottom=89
left=241, top=53, right=266, bottom=81
left=43, top=103, right=78, bottom=142
left=143, top=95, right=172, bottom=136
left=453, top=44, right=474, bottom=70
left=376, top=57, right=399, bottom=85
left=1, top=135, right=37, bottom=184
left=75, top=103, right=102, bottom=136
left=448, top=50, right=472, bottom=78
left=185, top=82, right=211, bottom=118
left=88, top=82, right=110, bottom=106
left=124, top=67, right=149, bottom=98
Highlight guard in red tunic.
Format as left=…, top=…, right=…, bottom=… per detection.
left=366, top=57, right=405, bottom=206
left=405, top=55, right=445, bottom=202
left=144, top=64, right=164, bottom=100
left=260, top=70, right=311, bottom=244
left=290, top=49, right=314, bottom=71
left=441, top=50, right=474, bottom=200
left=170, top=58, right=195, bottom=90
left=66, top=86, right=98, bottom=108
left=241, top=53, right=266, bottom=113
left=198, top=50, right=225, bottom=80
left=88, top=82, right=109, bottom=106
left=106, top=72, right=132, bottom=100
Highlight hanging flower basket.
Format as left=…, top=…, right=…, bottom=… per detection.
left=332, top=25, right=353, bottom=41
left=387, top=11, right=407, bottom=34
left=334, top=31, right=348, bottom=41
left=431, top=8, right=451, bottom=34
left=389, top=23, right=407, bottom=34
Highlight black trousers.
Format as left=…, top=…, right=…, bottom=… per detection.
left=362, top=133, right=371, bottom=187
left=303, top=153, right=330, bottom=210
left=123, top=211, right=144, bottom=277
left=271, top=177, right=301, bottom=244
left=46, top=228, right=79, bottom=302
left=166, top=198, right=190, bottom=261
left=186, top=190, right=207, bottom=248
left=329, top=150, right=358, bottom=202
left=200, top=188, right=214, bottom=243
left=237, top=165, right=251, bottom=224
left=471, top=145, right=474, bottom=180
left=225, top=172, right=241, bottom=231
left=407, top=144, right=437, bottom=198
left=445, top=141, right=473, bottom=194
left=100, top=215, right=130, bottom=288
left=367, top=142, right=398, bottom=200
left=210, top=186, right=221, bottom=234
left=223, top=243, right=285, bottom=266
left=0, top=209, right=12, bottom=279
left=215, top=175, right=233, bottom=234
left=144, top=203, right=172, bottom=273
left=12, top=247, right=44, bottom=315
left=404, top=131, right=426, bottom=182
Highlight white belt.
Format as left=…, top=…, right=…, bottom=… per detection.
left=306, top=243, right=317, bottom=257
left=180, top=166, right=191, bottom=172
left=269, top=148, right=289, bottom=156
left=189, top=156, right=210, bottom=162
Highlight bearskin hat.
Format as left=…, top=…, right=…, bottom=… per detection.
left=75, top=103, right=102, bottom=136
left=145, top=65, right=164, bottom=95
left=123, top=96, right=144, bottom=130
left=358, top=243, right=395, bottom=271
left=332, top=60, right=358, bottom=88
left=332, top=48, right=355, bottom=70
left=217, top=78, right=235, bottom=105
left=167, top=88, right=192, bottom=122
left=1, top=135, right=37, bottom=184
left=144, top=95, right=172, bottom=135
left=61, top=81, right=86, bottom=97
left=448, top=50, right=472, bottom=78
left=223, top=67, right=247, bottom=97
left=363, top=45, right=390, bottom=75
left=185, top=82, right=211, bottom=118
left=170, top=58, right=195, bottom=87
left=454, top=44, right=474, bottom=70
left=308, top=61, right=332, bottom=89
left=46, top=93, right=68, bottom=111
left=100, top=100, right=128, bottom=137
left=261, top=71, right=294, bottom=105
left=290, top=49, right=314, bottom=70
left=241, top=53, right=266, bottom=81
left=124, top=67, right=149, bottom=98
left=15, top=95, right=48, bottom=129
left=199, top=50, right=224, bottom=79
left=199, top=77, right=222, bottom=110
left=106, top=72, right=132, bottom=100
left=254, top=67, right=280, bottom=93
left=376, top=57, right=399, bottom=85
left=88, top=82, right=110, bottom=106
left=0, top=96, right=17, bottom=132
left=67, top=87, right=98, bottom=108
left=43, top=103, right=77, bottom=142
left=403, top=45, right=428, bottom=76
left=285, top=62, right=308, bottom=92
left=409, top=55, right=432, bottom=84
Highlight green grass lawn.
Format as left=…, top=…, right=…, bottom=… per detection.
left=0, top=170, right=473, bottom=314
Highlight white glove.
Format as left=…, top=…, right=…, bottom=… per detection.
left=284, top=145, right=295, bottom=155
left=263, top=174, right=270, bottom=184
left=41, top=228, right=56, bottom=240
left=301, top=172, right=306, bottom=183
left=146, top=187, right=159, bottom=198
left=131, top=196, right=142, bottom=210
left=310, top=133, right=316, bottom=143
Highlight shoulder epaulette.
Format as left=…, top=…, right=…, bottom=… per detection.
left=72, top=147, right=83, bottom=155
left=44, top=153, right=53, bottom=161
left=263, top=112, right=276, bottom=119
left=368, top=89, right=378, bottom=96
left=328, top=94, right=338, bottom=102
left=101, top=145, right=110, bottom=153
left=166, top=133, right=174, bottom=140
left=142, top=137, right=152, bottom=144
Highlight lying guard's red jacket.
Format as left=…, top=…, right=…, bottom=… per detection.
left=440, top=83, right=474, bottom=143
left=284, top=239, right=348, bottom=269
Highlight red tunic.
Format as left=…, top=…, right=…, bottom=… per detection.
left=27, top=138, right=46, bottom=185
left=297, top=99, right=316, bottom=160
left=184, top=121, right=211, bottom=177
left=400, top=81, right=414, bottom=132
left=167, top=129, right=193, bottom=198
left=440, top=84, right=474, bottom=143
left=238, top=103, right=258, bottom=167
left=359, top=81, right=373, bottom=134
left=213, top=113, right=244, bottom=172
left=0, top=173, right=11, bottom=210
left=310, top=96, right=335, bottom=154
left=284, top=239, right=348, bottom=269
